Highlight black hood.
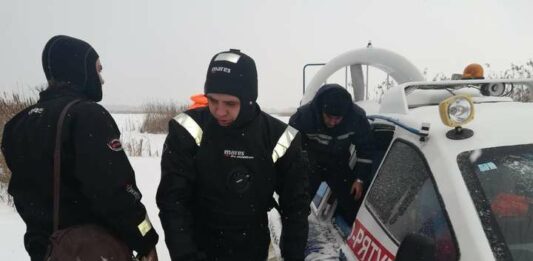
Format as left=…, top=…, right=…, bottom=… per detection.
left=310, top=84, right=353, bottom=116
left=42, top=35, right=102, bottom=102
left=204, top=49, right=259, bottom=128
left=305, top=84, right=353, bottom=131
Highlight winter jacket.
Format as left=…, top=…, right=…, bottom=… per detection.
left=289, top=85, right=376, bottom=184
left=156, top=106, right=310, bottom=261
left=1, top=88, right=158, bottom=261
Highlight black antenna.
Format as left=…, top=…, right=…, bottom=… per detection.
left=365, top=40, right=372, bottom=99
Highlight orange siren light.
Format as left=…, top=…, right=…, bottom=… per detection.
left=462, top=63, right=484, bottom=79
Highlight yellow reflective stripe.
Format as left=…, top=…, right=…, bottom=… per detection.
left=137, top=215, right=153, bottom=237
left=272, top=126, right=299, bottom=163
left=174, top=113, right=203, bottom=146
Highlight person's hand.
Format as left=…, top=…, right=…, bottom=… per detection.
left=140, top=247, right=158, bottom=261
left=350, top=180, right=364, bottom=201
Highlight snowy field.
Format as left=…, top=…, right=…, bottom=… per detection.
left=0, top=113, right=339, bottom=261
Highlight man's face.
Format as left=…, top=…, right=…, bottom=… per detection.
left=96, top=58, right=104, bottom=85
left=207, top=93, right=241, bottom=126
left=322, top=112, right=343, bottom=128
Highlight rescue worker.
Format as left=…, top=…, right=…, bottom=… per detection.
left=156, top=49, right=310, bottom=261
left=1, top=35, right=158, bottom=261
left=289, top=83, right=375, bottom=224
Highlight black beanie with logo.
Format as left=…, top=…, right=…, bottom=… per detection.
left=319, top=84, right=352, bottom=116
left=204, top=49, right=257, bottom=103
left=204, top=49, right=259, bottom=127
left=42, top=35, right=102, bottom=102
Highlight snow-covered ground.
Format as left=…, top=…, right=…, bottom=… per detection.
left=0, top=201, right=26, bottom=259
left=113, top=113, right=167, bottom=157
left=0, top=113, right=335, bottom=261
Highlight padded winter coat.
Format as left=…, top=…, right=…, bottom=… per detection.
left=1, top=88, right=158, bottom=261
left=156, top=106, right=310, bottom=261
left=289, top=85, right=376, bottom=184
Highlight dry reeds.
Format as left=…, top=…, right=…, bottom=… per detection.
left=140, top=101, right=187, bottom=134
left=121, top=137, right=162, bottom=157
left=124, top=137, right=149, bottom=157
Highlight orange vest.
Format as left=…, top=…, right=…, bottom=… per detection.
left=189, top=94, right=208, bottom=109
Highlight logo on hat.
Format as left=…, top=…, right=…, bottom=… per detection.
left=204, top=49, right=258, bottom=103
left=211, top=66, right=232, bottom=74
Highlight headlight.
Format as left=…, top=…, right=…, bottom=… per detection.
left=439, top=95, right=475, bottom=127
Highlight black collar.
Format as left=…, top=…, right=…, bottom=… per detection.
left=38, top=87, right=88, bottom=102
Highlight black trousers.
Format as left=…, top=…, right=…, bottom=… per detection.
left=195, top=216, right=270, bottom=261
left=309, top=167, right=361, bottom=225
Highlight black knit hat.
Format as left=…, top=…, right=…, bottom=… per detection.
left=42, top=35, right=102, bottom=102
left=204, top=49, right=258, bottom=104
left=319, top=84, right=352, bottom=116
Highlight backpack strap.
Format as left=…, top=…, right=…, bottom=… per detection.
left=53, top=99, right=82, bottom=232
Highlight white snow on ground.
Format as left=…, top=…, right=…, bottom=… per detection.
left=130, top=156, right=171, bottom=260
left=0, top=113, right=337, bottom=260
left=112, top=113, right=146, bottom=133
left=0, top=202, right=26, bottom=259
left=113, top=113, right=167, bottom=157
left=305, top=215, right=342, bottom=260
left=268, top=206, right=343, bottom=261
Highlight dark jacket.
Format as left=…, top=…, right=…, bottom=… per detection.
left=156, top=106, right=310, bottom=261
left=1, top=88, right=158, bottom=260
left=289, top=85, right=376, bottom=183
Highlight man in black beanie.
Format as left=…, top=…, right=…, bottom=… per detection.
left=157, top=49, right=310, bottom=261
left=289, top=83, right=376, bottom=225
left=1, top=35, right=158, bottom=261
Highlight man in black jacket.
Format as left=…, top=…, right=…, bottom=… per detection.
left=1, top=35, right=158, bottom=261
left=289, top=84, right=376, bottom=224
left=156, top=49, right=310, bottom=261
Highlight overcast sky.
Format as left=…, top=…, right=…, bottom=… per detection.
left=1, top=0, right=532, bottom=109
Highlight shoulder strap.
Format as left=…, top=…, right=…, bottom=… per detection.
left=53, top=99, right=82, bottom=232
